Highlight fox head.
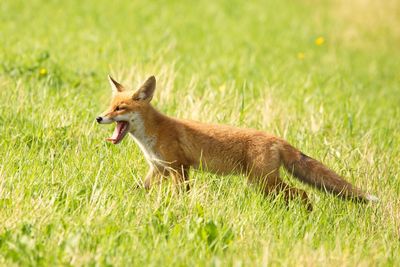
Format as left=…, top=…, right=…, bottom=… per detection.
left=96, top=75, right=156, bottom=144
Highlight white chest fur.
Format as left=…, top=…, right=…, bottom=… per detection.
left=129, top=113, right=163, bottom=167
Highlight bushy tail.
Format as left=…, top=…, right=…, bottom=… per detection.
left=280, top=143, right=378, bottom=202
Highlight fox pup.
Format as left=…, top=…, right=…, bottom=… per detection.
left=97, top=75, right=378, bottom=210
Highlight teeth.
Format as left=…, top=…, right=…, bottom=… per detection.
left=106, top=121, right=128, bottom=144
left=119, top=123, right=127, bottom=134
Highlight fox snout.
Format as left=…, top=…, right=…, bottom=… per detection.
left=96, top=115, right=113, bottom=124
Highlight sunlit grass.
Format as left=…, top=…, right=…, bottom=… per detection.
left=0, top=0, right=399, bottom=266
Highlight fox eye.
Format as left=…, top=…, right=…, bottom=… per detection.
left=115, top=106, right=127, bottom=111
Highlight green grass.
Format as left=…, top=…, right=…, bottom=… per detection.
left=1, top=0, right=400, bottom=266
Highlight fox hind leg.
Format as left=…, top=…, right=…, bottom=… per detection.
left=249, top=170, right=312, bottom=211
left=276, top=180, right=312, bottom=211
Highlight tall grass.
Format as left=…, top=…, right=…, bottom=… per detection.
left=0, top=0, right=399, bottom=266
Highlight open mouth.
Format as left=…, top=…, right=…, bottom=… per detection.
left=106, top=121, right=129, bottom=144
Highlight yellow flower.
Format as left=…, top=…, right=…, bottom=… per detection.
left=315, top=37, right=325, bottom=46
left=39, top=68, right=48, bottom=76
left=297, top=52, right=305, bottom=60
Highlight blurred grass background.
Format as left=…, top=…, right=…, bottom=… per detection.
left=0, top=0, right=399, bottom=266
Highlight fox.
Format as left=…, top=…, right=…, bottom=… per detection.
left=96, top=75, right=378, bottom=210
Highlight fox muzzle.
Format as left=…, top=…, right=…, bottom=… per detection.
left=96, top=116, right=113, bottom=124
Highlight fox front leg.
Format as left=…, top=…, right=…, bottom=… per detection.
left=171, top=166, right=190, bottom=192
left=143, top=167, right=161, bottom=190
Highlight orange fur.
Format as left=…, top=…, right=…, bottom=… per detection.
left=97, top=76, right=378, bottom=210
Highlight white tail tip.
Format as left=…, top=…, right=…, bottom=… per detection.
left=366, top=194, right=379, bottom=202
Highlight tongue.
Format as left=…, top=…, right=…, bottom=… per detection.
left=106, top=121, right=127, bottom=144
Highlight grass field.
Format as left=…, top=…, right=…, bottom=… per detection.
left=1, top=0, right=400, bottom=266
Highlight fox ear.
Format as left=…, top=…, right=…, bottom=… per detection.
left=108, top=75, right=125, bottom=94
left=133, top=76, right=156, bottom=102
